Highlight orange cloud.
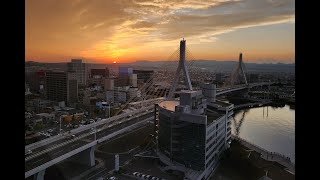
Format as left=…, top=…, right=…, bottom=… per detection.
left=26, top=0, right=295, bottom=63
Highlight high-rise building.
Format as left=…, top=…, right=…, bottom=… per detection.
left=155, top=88, right=233, bottom=179
left=90, top=68, right=109, bottom=78
left=25, top=70, right=46, bottom=93
left=133, top=70, right=154, bottom=84
left=154, top=38, right=232, bottom=180
left=67, top=59, right=87, bottom=86
left=104, top=78, right=115, bottom=91
left=114, top=67, right=133, bottom=87
left=129, top=74, right=137, bottom=87
left=45, top=71, right=78, bottom=105
left=88, top=68, right=110, bottom=86
left=119, top=67, right=133, bottom=77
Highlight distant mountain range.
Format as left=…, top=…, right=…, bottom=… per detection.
left=26, top=60, right=295, bottom=73
left=128, top=60, right=295, bottom=73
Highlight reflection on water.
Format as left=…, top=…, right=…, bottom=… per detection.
left=232, top=105, right=295, bottom=162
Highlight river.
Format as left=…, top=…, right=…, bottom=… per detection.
left=232, top=105, right=295, bottom=163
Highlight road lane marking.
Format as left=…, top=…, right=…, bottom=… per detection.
left=33, top=158, right=44, bottom=164
left=71, top=143, right=80, bottom=148
left=52, top=149, right=64, bottom=155
left=25, top=115, right=153, bottom=162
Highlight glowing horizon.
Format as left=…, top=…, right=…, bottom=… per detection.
left=26, top=0, right=295, bottom=64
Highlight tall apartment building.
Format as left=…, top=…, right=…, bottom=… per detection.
left=133, top=69, right=154, bottom=87
left=155, top=85, right=233, bottom=180
left=90, top=68, right=110, bottom=78
left=129, top=74, right=137, bottom=87
left=67, top=59, right=87, bottom=86
left=45, top=71, right=78, bottom=105
left=25, top=70, right=46, bottom=93
left=133, top=70, right=154, bottom=82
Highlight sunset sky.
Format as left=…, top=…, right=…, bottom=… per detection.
left=25, top=0, right=295, bottom=64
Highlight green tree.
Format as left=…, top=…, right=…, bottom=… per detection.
left=65, top=115, right=71, bottom=124
left=34, top=122, right=44, bottom=130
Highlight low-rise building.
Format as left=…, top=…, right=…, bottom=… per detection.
left=35, top=113, right=55, bottom=124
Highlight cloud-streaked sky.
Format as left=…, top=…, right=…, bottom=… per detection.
left=25, top=0, right=295, bottom=63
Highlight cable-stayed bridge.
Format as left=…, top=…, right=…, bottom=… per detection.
left=25, top=40, right=273, bottom=179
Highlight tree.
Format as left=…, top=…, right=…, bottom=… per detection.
left=72, top=115, right=79, bottom=124
left=78, top=115, right=83, bottom=122
left=65, top=115, right=71, bottom=124
left=34, top=122, right=44, bottom=130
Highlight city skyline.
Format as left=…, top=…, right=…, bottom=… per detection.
left=26, top=0, right=295, bottom=64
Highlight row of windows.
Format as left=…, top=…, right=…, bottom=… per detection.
left=216, top=138, right=225, bottom=151
left=206, top=126, right=216, bottom=136
left=218, top=143, right=224, bottom=152
left=206, top=134, right=225, bottom=160
left=206, top=133, right=215, bottom=144
left=227, top=131, right=231, bottom=138
left=206, top=155, right=216, bottom=168
left=206, top=145, right=217, bottom=160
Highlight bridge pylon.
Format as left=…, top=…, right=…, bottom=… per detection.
left=231, top=53, right=248, bottom=86
left=168, top=39, right=193, bottom=98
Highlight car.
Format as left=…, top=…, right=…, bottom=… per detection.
left=145, top=175, right=151, bottom=179
left=133, top=172, right=139, bottom=176
left=25, top=150, right=32, bottom=156
left=47, top=129, right=53, bottom=133
left=67, top=134, right=76, bottom=139
left=108, top=177, right=116, bottom=180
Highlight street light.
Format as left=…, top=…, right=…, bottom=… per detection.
left=59, top=114, right=67, bottom=135
left=108, top=104, right=111, bottom=118
left=94, top=122, right=97, bottom=140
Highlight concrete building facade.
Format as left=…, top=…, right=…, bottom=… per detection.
left=155, top=88, right=233, bottom=180
left=67, top=59, right=87, bottom=86
left=45, top=71, right=78, bottom=105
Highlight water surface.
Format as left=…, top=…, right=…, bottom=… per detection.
left=232, top=105, right=295, bottom=162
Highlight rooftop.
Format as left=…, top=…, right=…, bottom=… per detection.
left=159, top=100, right=224, bottom=125
left=159, top=100, right=180, bottom=112
left=180, top=90, right=200, bottom=94
left=206, top=109, right=224, bottom=125
left=215, top=100, right=232, bottom=107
